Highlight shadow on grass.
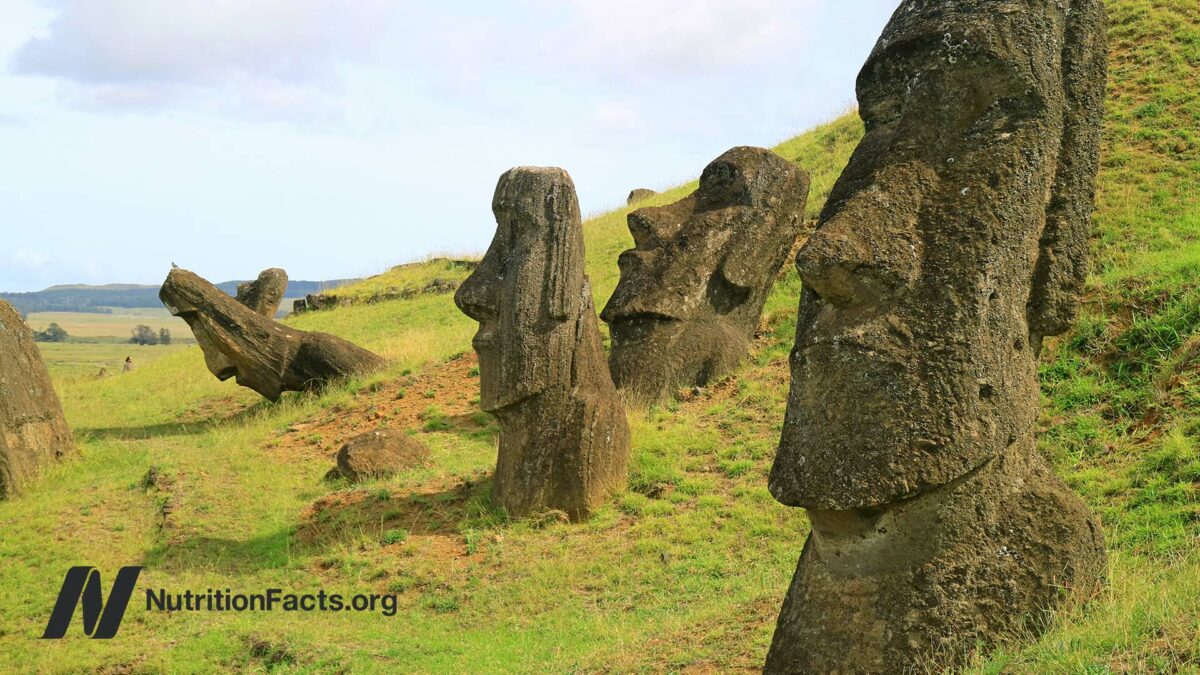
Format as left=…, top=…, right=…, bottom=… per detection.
left=421, top=410, right=497, bottom=444
left=76, top=400, right=276, bottom=440
left=298, top=477, right=503, bottom=547
left=139, top=477, right=504, bottom=574
left=142, top=526, right=296, bottom=573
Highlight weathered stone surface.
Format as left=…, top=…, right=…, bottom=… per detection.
left=0, top=300, right=76, bottom=498
left=455, top=167, right=630, bottom=521
left=627, top=188, right=656, bottom=204
left=304, top=293, right=347, bottom=312
left=765, top=1, right=1108, bottom=671
left=602, top=147, right=809, bottom=401
left=235, top=267, right=288, bottom=317
left=335, top=430, right=429, bottom=482
left=160, top=268, right=386, bottom=401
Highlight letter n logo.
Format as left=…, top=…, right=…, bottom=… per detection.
left=41, top=566, right=143, bottom=639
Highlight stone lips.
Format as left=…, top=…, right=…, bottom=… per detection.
left=765, top=0, right=1109, bottom=670
left=455, top=167, right=630, bottom=521
left=0, top=299, right=77, bottom=498
left=602, top=146, right=810, bottom=402
left=160, top=268, right=385, bottom=402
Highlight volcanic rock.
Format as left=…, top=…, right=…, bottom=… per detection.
left=0, top=300, right=76, bottom=498
left=765, top=1, right=1109, bottom=671
left=455, top=167, right=630, bottom=521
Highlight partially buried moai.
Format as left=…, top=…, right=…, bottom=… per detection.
left=455, top=167, right=630, bottom=521
left=601, top=147, right=809, bottom=402
left=1, top=300, right=77, bottom=499
left=766, top=0, right=1108, bottom=672
left=235, top=267, right=288, bottom=317
left=160, top=268, right=385, bottom=401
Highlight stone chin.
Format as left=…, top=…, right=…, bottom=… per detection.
left=605, top=313, right=682, bottom=397
left=608, top=311, right=751, bottom=400
left=772, top=338, right=1020, bottom=511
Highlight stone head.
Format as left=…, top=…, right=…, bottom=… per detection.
left=769, top=0, right=1108, bottom=509
left=160, top=268, right=294, bottom=397
left=236, top=267, right=288, bottom=317
left=601, top=146, right=809, bottom=398
left=455, top=167, right=585, bottom=412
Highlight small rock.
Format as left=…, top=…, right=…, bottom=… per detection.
left=627, top=188, right=657, bottom=204
left=335, top=430, right=430, bottom=482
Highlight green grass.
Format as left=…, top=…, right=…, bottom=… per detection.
left=2, top=0, right=1199, bottom=671
left=331, top=258, right=477, bottom=304
left=35, top=342, right=193, bottom=379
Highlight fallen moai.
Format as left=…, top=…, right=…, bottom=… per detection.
left=160, top=268, right=385, bottom=401
left=0, top=300, right=77, bottom=498
left=235, top=267, right=288, bottom=317
left=602, top=147, right=810, bottom=401
left=765, top=0, right=1108, bottom=671
left=455, top=167, right=630, bottom=521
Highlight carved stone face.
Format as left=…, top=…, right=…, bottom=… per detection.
left=455, top=167, right=584, bottom=412
left=770, top=3, right=1101, bottom=510
left=160, top=281, right=289, bottom=397
left=601, top=147, right=808, bottom=399
left=160, top=268, right=383, bottom=401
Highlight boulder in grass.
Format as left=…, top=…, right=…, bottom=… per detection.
left=626, top=188, right=656, bottom=204
left=335, top=430, right=430, bottom=482
left=0, top=300, right=77, bottom=499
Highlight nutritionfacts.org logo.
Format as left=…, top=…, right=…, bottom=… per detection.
left=42, top=566, right=143, bottom=639
left=42, top=565, right=398, bottom=639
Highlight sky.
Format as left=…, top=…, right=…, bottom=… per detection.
left=0, top=0, right=899, bottom=292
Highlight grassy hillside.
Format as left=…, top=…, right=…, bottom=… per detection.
left=2, top=0, right=1198, bottom=671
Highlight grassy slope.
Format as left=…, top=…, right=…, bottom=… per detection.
left=1, top=0, right=1198, bottom=671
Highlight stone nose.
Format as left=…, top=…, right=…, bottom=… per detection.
left=795, top=221, right=872, bottom=307
left=795, top=216, right=911, bottom=308
left=454, top=268, right=497, bottom=322
left=627, top=210, right=676, bottom=249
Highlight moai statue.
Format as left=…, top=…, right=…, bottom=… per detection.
left=765, top=1, right=1108, bottom=671
left=601, top=147, right=809, bottom=401
left=235, top=267, right=288, bottom=317
left=455, top=167, right=630, bottom=521
left=160, top=268, right=385, bottom=401
left=0, top=300, right=77, bottom=498
left=627, top=188, right=657, bottom=205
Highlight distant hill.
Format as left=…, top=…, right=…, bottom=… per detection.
left=42, top=283, right=155, bottom=292
left=1, top=278, right=357, bottom=315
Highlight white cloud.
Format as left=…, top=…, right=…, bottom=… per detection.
left=9, top=0, right=394, bottom=118
left=567, top=0, right=806, bottom=74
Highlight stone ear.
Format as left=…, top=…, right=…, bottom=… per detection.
left=543, top=179, right=584, bottom=320
left=1027, top=0, right=1107, bottom=338
left=719, top=214, right=791, bottom=291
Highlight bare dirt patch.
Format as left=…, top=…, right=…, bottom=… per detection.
left=268, top=352, right=482, bottom=462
